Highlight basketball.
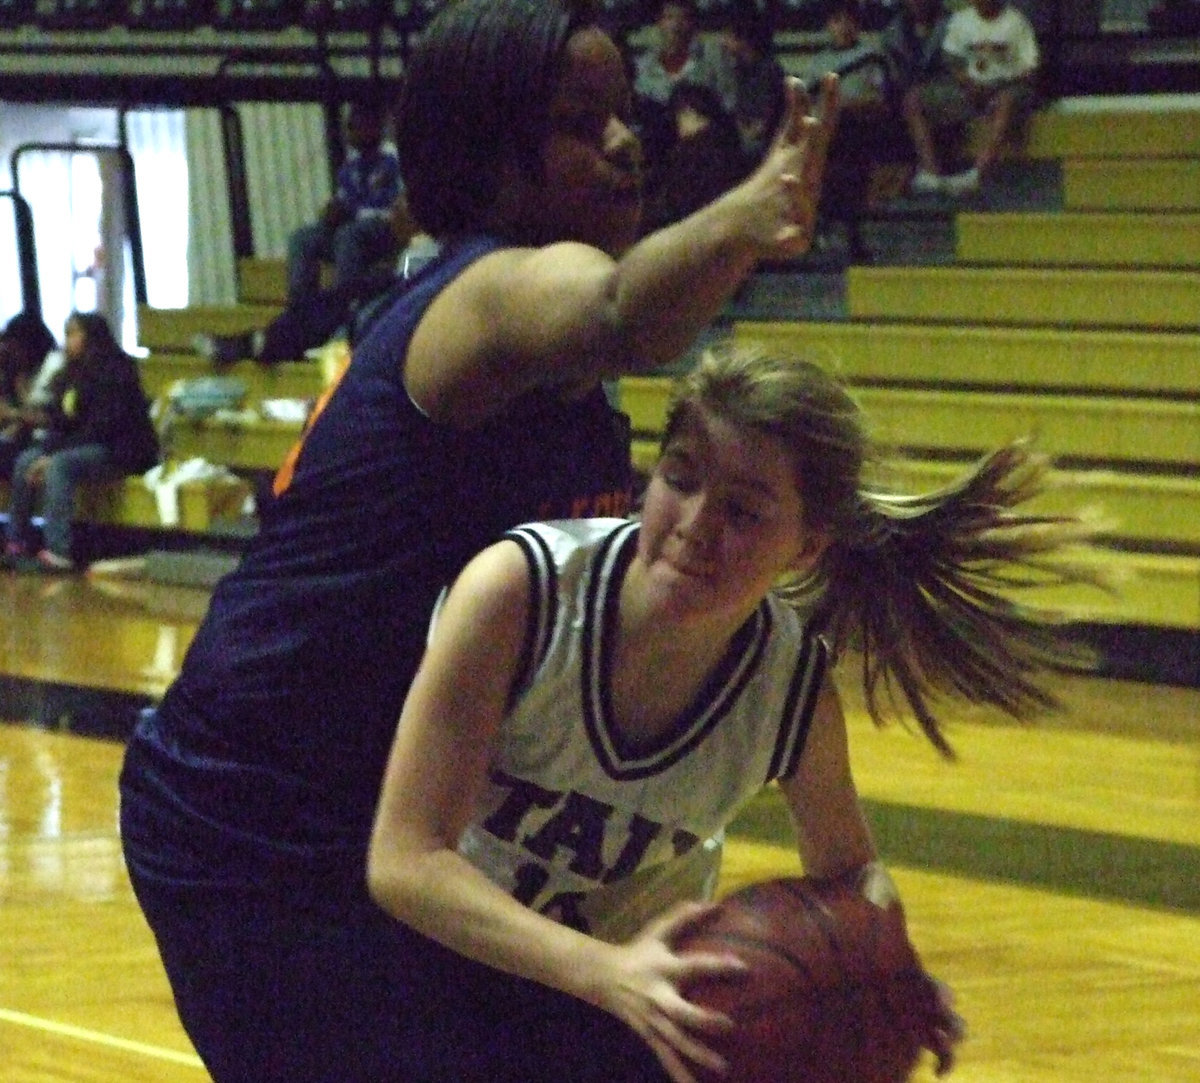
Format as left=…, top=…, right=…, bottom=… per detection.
left=674, top=874, right=941, bottom=1083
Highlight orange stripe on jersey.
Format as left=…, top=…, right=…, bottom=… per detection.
left=272, top=349, right=352, bottom=498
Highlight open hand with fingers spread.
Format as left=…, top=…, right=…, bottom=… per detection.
left=594, top=901, right=749, bottom=1083
left=715, top=72, right=840, bottom=261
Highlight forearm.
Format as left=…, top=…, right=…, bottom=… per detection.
left=602, top=198, right=763, bottom=374
left=367, top=844, right=615, bottom=1009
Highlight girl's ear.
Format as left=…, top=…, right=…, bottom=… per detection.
left=788, top=530, right=829, bottom=576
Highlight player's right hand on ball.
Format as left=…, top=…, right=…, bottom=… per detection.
left=601, top=901, right=748, bottom=1083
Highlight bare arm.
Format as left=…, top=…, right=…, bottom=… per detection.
left=779, top=677, right=966, bottom=1075
left=368, top=542, right=746, bottom=1083
left=407, top=75, right=840, bottom=425
left=777, top=676, right=877, bottom=878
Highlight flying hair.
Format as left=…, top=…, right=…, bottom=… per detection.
left=660, top=343, right=1113, bottom=757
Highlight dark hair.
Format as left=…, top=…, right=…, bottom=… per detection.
left=64, top=310, right=127, bottom=369
left=663, top=344, right=1106, bottom=757
left=820, top=0, right=864, bottom=23
left=397, top=0, right=601, bottom=238
left=725, top=3, right=774, bottom=54
left=0, top=311, right=56, bottom=364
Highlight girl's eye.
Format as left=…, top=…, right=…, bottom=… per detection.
left=726, top=503, right=762, bottom=528
left=660, top=469, right=695, bottom=493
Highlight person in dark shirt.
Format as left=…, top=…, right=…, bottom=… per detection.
left=4, top=310, right=158, bottom=573
left=286, top=96, right=405, bottom=303
left=118, top=2, right=840, bottom=1080
left=0, top=311, right=59, bottom=477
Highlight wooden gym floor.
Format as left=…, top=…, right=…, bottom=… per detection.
left=1, top=568, right=1198, bottom=1082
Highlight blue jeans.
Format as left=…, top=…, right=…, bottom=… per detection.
left=287, top=216, right=397, bottom=304
left=7, top=443, right=118, bottom=558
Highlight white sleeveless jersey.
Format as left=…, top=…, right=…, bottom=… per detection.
left=457, top=519, right=828, bottom=941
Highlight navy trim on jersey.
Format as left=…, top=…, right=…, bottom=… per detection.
left=579, top=523, right=775, bottom=782
left=581, top=523, right=636, bottom=775
left=505, top=527, right=559, bottom=701
left=767, top=634, right=829, bottom=783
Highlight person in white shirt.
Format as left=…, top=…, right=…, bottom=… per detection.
left=366, top=342, right=1108, bottom=1082
left=902, top=0, right=1039, bottom=195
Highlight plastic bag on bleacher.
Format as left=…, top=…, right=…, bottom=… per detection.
left=166, top=376, right=248, bottom=420
left=142, top=457, right=251, bottom=527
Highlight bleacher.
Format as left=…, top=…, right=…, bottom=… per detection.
left=7, top=80, right=1196, bottom=682
left=619, top=95, right=1200, bottom=677
left=0, top=256, right=333, bottom=545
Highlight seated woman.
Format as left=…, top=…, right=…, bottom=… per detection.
left=4, top=311, right=160, bottom=573
left=0, top=311, right=60, bottom=478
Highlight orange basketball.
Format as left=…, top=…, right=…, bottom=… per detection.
left=675, top=875, right=940, bottom=1083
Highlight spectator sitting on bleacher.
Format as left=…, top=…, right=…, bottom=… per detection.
left=880, top=0, right=950, bottom=101
left=631, top=1, right=735, bottom=173
left=797, top=0, right=896, bottom=263
left=193, top=226, right=437, bottom=369
left=642, top=81, right=750, bottom=235
left=4, top=311, right=159, bottom=574
left=0, top=311, right=61, bottom=478
left=286, top=97, right=404, bottom=305
left=903, top=0, right=1039, bottom=196
left=714, top=3, right=787, bottom=162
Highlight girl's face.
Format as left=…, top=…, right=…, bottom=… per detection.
left=525, top=27, right=643, bottom=255
left=637, top=406, right=822, bottom=625
left=658, top=3, right=696, bottom=53
left=827, top=12, right=860, bottom=50
left=63, top=318, right=85, bottom=361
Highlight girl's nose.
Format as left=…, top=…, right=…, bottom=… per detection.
left=678, top=493, right=717, bottom=544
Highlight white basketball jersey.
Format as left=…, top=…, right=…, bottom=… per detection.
left=458, top=519, right=828, bottom=941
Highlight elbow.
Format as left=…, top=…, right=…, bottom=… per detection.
left=364, top=843, right=395, bottom=914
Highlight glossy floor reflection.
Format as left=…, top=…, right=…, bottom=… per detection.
left=1, top=567, right=1198, bottom=1082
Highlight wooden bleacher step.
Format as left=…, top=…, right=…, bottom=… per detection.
left=619, top=377, right=1197, bottom=470
left=629, top=434, right=1200, bottom=551
left=955, top=212, right=1200, bottom=269
left=846, top=266, right=1200, bottom=330
left=138, top=302, right=284, bottom=353
left=1062, top=159, right=1200, bottom=212
left=137, top=353, right=329, bottom=403
left=732, top=321, right=1200, bottom=397
left=237, top=256, right=289, bottom=306
left=616, top=374, right=1200, bottom=632
left=165, top=416, right=302, bottom=474
left=1013, top=549, right=1200, bottom=631
left=1024, top=97, right=1200, bottom=159
left=871, top=459, right=1200, bottom=551
left=236, top=256, right=332, bottom=307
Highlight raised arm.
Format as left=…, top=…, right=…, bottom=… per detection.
left=407, top=75, right=840, bottom=425
left=367, top=541, right=749, bottom=1083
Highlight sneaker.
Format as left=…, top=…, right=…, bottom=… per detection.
left=35, top=548, right=77, bottom=574
left=909, top=169, right=943, bottom=195
left=192, top=332, right=256, bottom=368
left=943, top=167, right=981, bottom=196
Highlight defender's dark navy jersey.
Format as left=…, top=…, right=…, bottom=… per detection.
left=121, top=236, right=634, bottom=915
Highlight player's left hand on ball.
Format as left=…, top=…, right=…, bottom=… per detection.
left=920, top=974, right=966, bottom=1075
